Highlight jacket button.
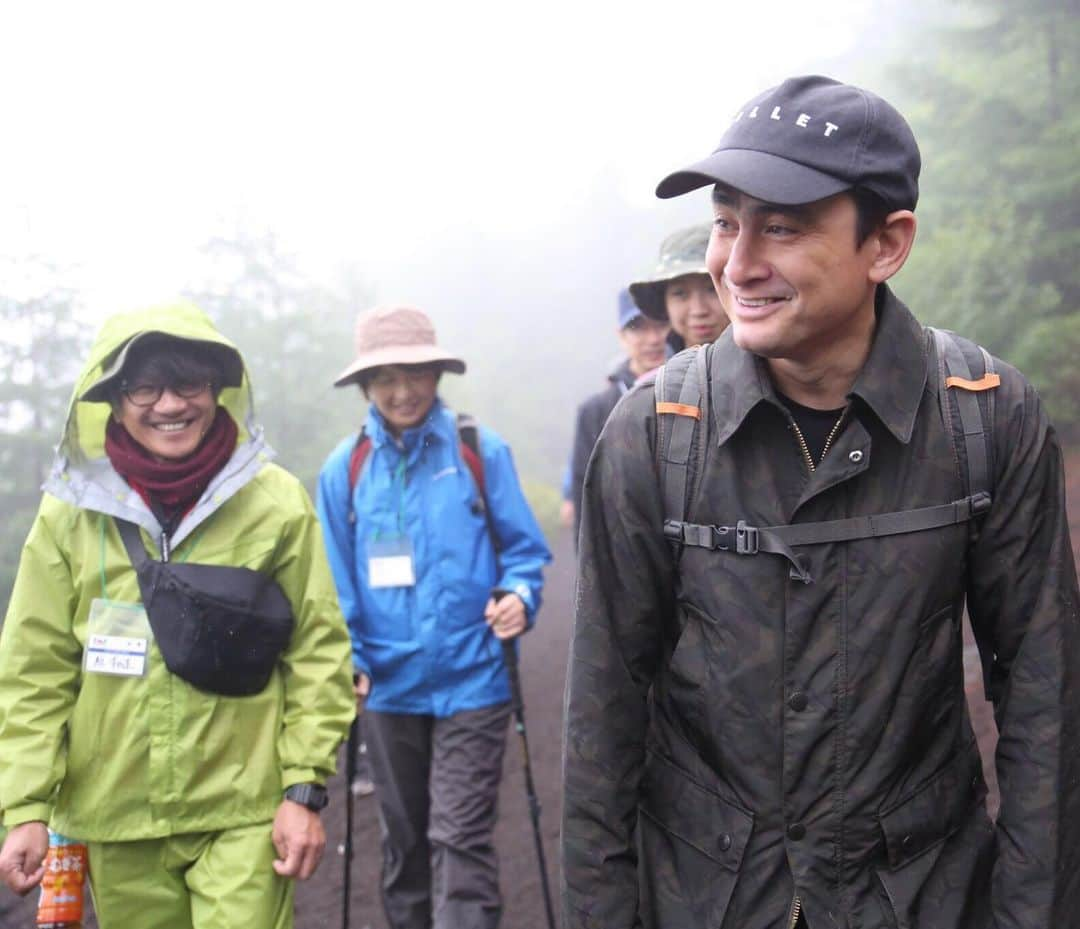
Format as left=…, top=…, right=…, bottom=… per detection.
left=901, top=834, right=913, bottom=848
left=787, top=822, right=806, bottom=841
left=719, top=833, right=732, bottom=852
left=788, top=691, right=808, bottom=711
left=849, top=450, right=864, bottom=463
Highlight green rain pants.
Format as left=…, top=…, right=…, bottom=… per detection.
left=87, top=821, right=294, bottom=929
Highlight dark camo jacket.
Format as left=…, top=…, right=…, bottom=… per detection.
left=562, top=287, right=1080, bottom=929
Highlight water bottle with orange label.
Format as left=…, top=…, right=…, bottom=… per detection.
left=36, top=831, right=86, bottom=928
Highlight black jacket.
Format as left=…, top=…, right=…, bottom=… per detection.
left=562, top=288, right=1080, bottom=929
left=569, top=359, right=637, bottom=541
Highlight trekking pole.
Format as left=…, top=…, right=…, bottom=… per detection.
left=342, top=701, right=360, bottom=929
left=500, top=637, right=557, bottom=929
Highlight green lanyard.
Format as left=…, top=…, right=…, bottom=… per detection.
left=372, top=455, right=408, bottom=541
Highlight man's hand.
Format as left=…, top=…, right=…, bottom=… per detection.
left=354, top=673, right=371, bottom=715
left=271, top=800, right=325, bottom=881
left=559, top=499, right=575, bottom=529
left=484, top=592, right=527, bottom=640
left=0, top=821, right=48, bottom=895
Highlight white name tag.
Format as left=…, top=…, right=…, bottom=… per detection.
left=84, top=599, right=152, bottom=678
left=367, top=536, right=416, bottom=588
left=369, top=554, right=416, bottom=588
left=85, top=634, right=148, bottom=677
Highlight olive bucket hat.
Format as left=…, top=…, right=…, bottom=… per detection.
left=333, top=306, right=466, bottom=388
left=628, top=223, right=712, bottom=321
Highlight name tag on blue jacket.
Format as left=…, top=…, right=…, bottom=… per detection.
left=368, top=536, right=417, bottom=588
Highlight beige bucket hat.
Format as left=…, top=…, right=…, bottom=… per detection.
left=333, top=306, right=466, bottom=388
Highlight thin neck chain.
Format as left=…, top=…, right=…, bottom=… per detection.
left=791, top=409, right=846, bottom=473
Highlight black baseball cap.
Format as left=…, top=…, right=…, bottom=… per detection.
left=656, top=75, right=920, bottom=211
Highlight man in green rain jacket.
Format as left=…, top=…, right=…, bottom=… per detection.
left=0, top=302, right=355, bottom=928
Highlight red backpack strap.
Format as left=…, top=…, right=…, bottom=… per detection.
left=348, top=430, right=372, bottom=492
left=456, top=415, right=485, bottom=496
left=456, top=414, right=499, bottom=553
left=349, top=421, right=483, bottom=492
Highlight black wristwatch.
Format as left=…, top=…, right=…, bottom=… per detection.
left=284, top=783, right=329, bottom=812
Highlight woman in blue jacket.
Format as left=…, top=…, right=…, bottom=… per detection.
left=317, top=305, right=551, bottom=929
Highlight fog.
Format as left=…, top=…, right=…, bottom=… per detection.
left=2, top=0, right=1074, bottom=508
left=1, top=0, right=895, bottom=310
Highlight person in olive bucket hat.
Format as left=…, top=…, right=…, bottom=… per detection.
left=563, top=74, right=1080, bottom=929
left=317, top=305, right=551, bottom=929
left=629, top=222, right=729, bottom=352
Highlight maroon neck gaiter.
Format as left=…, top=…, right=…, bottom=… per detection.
left=105, top=407, right=239, bottom=519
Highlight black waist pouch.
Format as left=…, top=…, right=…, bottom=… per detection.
left=116, top=518, right=295, bottom=697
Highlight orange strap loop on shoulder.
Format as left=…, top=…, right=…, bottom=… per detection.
left=945, top=373, right=1001, bottom=392
left=656, top=402, right=701, bottom=419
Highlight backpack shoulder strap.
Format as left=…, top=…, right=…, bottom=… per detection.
left=655, top=345, right=711, bottom=530
left=348, top=418, right=487, bottom=497
left=929, top=327, right=999, bottom=502
left=455, top=413, right=486, bottom=496
left=347, top=427, right=372, bottom=492
left=346, top=427, right=372, bottom=526
left=456, top=413, right=499, bottom=554
left=661, top=333, right=999, bottom=584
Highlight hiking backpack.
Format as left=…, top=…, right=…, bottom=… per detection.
left=655, top=328, right=1000, bottom=584
left=346, top=413, right=499, bottom=548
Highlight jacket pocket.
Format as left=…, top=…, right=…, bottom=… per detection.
left=875, top=745, right=985, bottom=928
left=637, top=749, right=753, bottom=929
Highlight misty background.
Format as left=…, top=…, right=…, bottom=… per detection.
left=0, top=0, right=1077, bottom=609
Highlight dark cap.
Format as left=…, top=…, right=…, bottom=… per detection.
left=617, top=288, right=644, bottom=329
left=656, top=75, right=920, bottom=210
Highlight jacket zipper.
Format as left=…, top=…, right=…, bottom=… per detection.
left=789, top=407, right=847, bottom=473
left=786, top=894, right=803, bottom=929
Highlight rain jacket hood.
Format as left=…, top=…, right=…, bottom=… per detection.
left=46, top=300, right=273, bottom=551
left=61, top=300, right=255, bottom=460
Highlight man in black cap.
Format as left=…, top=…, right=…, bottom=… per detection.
left=562, top=75, right=1080, bottom=929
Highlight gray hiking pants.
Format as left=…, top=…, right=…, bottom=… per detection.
left=365, top=702, right=511, bottom=929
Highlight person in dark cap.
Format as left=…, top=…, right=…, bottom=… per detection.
left=568, top=289, right=669, bottom=542
left=563, top=75, right=1080, bottom=929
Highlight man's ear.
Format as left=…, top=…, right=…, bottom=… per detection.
left=868, top=210, right=917, bottom=283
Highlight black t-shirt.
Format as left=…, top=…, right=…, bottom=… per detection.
left=777, top=393, right=846, bottom=466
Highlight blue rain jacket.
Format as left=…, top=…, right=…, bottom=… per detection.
left=317, top=399, right=551, bottom=717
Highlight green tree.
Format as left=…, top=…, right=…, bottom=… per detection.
left=0, top=277, right=90, bottom=611
left=876, top=0, right=1080, bottom=437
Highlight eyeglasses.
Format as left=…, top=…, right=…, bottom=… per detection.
left=367, top=368, right=439, bottom=391
left=120, top=381, right=214, bottom=407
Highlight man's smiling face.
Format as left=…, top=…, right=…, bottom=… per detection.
left=706, top=184, right=880, bottom=364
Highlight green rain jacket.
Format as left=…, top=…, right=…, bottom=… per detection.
left=0, top=302, right=355, bottom=841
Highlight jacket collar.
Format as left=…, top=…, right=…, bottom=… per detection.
left=610, top=359, right=637, bottom=392
left=365, top=397, right=449, bottom=456
left=712, top=285, right=928, bottom=447
left=847, top=286, right=928, bottom=444
left=43, top=428, right=276, bottom=550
